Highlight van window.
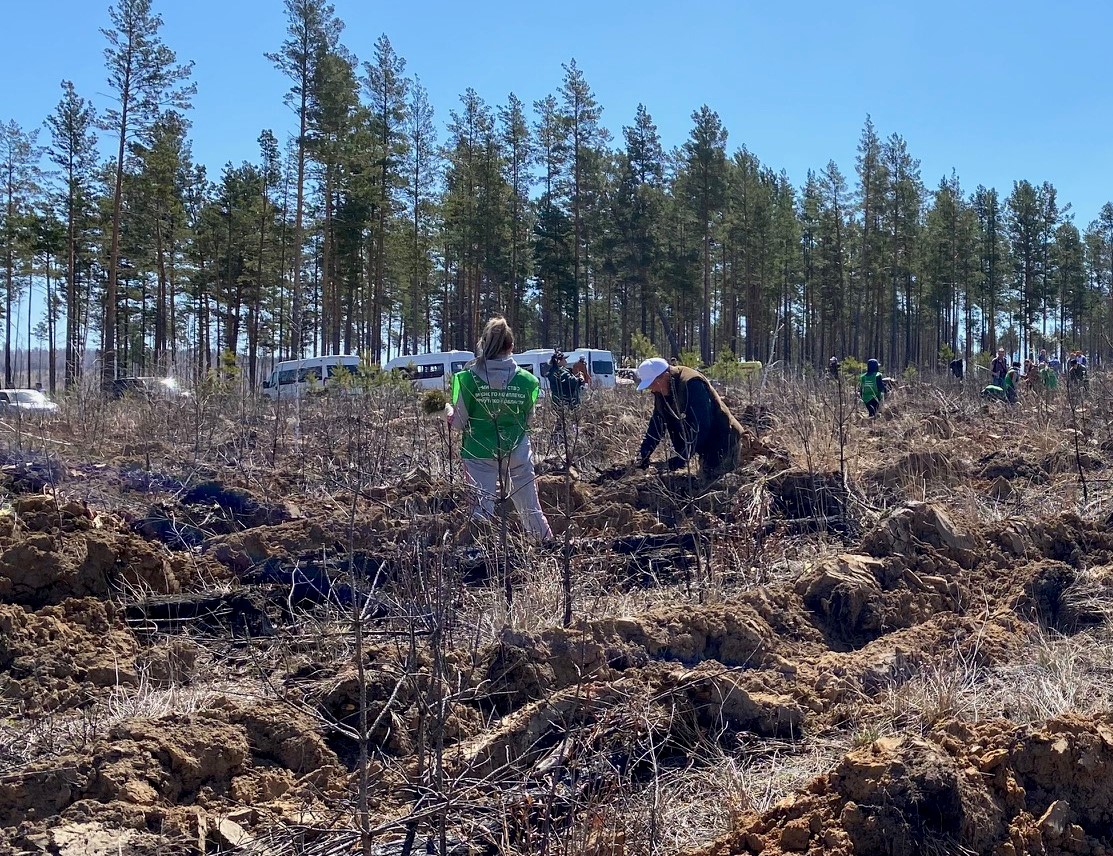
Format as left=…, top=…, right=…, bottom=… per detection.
left=298, top=368, right=321, bottom=383
left=450, top=361, right=468, bottom=373
left=519, top=365, right=535, bottom=375
left=592, top=360, right=614, bottom=375
left=414, top=364, right=444, bottom=379
left=539, top=363, right=551, bottom=378
left=326, top=363, right=358, bottom=378
left=278, top=369, right=297, bottom=385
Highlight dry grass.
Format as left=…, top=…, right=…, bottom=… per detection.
left=7, top=371, right=1113, bottom=852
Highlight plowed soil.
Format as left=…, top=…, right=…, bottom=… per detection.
left=2, top=378, right=1113, bottom=855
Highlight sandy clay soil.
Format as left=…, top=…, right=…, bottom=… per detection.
left=3, top=376, right=1113, bottom=855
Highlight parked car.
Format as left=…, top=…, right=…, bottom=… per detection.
left=615, top=367, right=639, bottom=386
left=0, top=388, right=59, bottom=414
left=111, top=376, right=191, bottom=400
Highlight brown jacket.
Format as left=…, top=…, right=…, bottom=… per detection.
left=639, top=366, right=745, bottom=472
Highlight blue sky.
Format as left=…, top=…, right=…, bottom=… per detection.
left=2, top=0, right=1112, bottom=224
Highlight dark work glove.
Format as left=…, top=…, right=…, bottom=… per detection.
left=635, top=456, right=651, bottom=470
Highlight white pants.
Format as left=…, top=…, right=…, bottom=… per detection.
left=463, top=437, right=552, bottom=541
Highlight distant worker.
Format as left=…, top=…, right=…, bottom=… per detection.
left=450, top=317, right=552, bottom=542
left=571, top=355, right=592, bottom=387
left=1040, top=361, right=1058, bottom=391
left=828, top=357, right=840, bottom=379
left=991, top=348, right=1008, bottom=386
left=634, top=357, right=748, bottom=479
left=949, top=357, right=964, bottom=380
left=1067, top=357, right=1087, bottom=390
left=981, top=363, right=1018, bottom=404
left=547, top=351, right=584, bottom=409
left=1003, top=362, right=1020, bottom=403
left=859, top=359, right=886, bottom=418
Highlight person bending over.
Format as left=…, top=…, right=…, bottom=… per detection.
left=634, top=357, right=746, bottom=479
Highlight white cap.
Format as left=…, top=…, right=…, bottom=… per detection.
left=636, top=357, right=669, bottom=391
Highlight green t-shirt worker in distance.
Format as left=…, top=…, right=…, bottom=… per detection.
left=449, top=316, right=552, bottom=542
left=859, top=358, right=886, bottom=418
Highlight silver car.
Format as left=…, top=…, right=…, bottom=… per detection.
left=0, top=389, right=59, bottom=414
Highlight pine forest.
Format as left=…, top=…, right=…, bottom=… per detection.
left=4, top=0, right=1113, bottom=393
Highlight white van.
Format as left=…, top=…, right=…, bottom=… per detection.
left=512, top=349, right=557, bottom=388
left=512, top=348, right=617, bottom=391
left=383, top=350, right=474, bottom=390
left=565, top=348, right=617, bottom=390
left=261, top=354, right=362, bottom=399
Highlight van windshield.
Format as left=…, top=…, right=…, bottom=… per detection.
left=592, top=360, right=614, bottom=375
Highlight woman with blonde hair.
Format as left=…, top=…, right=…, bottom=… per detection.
left=450, top=317, right=552, bottom=541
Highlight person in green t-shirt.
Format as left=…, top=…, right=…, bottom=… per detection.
left=450, top=317, right=552, bottom=542
left=859, top=359, right=886, bottom=418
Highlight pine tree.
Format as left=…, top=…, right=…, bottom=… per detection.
left=267, top=0, right=342, bottom=359
left=614, top=105, right=666, bottom=354
left=1006, top=180, right=1048, bottom=356
left=972, top=186, right=1006, bottom=353
left=138, top=111, right=191, bottom=371
left=308, top=44, right=360, bottom=355
left=499, top=93, right=532, bottom=336
left=854, top=116, right=887, bottom=357
left=363, top=34, right=409, bottom=360
left=881, top=133, right=923, bottom=367
left=1049, top=221, right=1085, bottom=348
left=101, top=0, right=194, bottom=384
left=817, top=160, right=850, bottom=361
left=1, top=121, right=44, bottom=388
left=400, top=78, right=438, bottom=354
left=46, top=82, right=99, bottom=388
left=557, top=60, right=606, bottom=347
left=680, top=105, right=728, bottom=364
left=532, top=94, right=566, bottom=344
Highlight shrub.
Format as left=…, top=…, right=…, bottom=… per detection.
left=841, top=356, right=866, bottom=377
left=678, top=349, right=701, bottom=369
left=629, top=332, right=659, bottom=363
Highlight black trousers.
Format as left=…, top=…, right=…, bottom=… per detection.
left=866, top=398, right=880, bottom=418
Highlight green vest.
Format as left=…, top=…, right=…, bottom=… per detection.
left=453, top=367, right=539, bottom=459
left=859, top=372, right=884, bottom=403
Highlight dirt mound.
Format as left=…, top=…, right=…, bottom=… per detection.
left=0, top=698, right=345, bottom=843
left=986, top=513, right=1113, bottom=567
left=0, top=495, right=195, bottom=607
left=134, top=480, right=304, bottom=551
left=795, top=552, right=964, bottom=648
left=765, top=469, right=854, bottom=534
left=480, top=603, right=796, bottom=715
left=1042, top=446, right=1105, bottom=475
left=690, top=714, right=1113, bottom=855
left=0, top=449, right=67, bottom=493
left=0, top=598, right=139, bottom=711
left=861, top=501, right=978, bottom=569
left=870, top=449, right=969, bottom=489
left=978, top=450, right=1050, bottom=484
left=1020, top=560, right=1113, bottom=633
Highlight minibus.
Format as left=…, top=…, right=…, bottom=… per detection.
left=261, top=354, right=362, bottom=399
